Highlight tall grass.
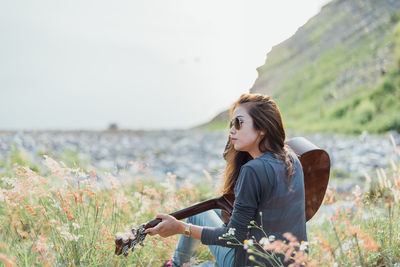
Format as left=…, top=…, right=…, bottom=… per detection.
left=306, top=135, right=400, bottom=266
left=0, top=137, right=399, bottom=266
left=0, top=155, right=214, bottom=266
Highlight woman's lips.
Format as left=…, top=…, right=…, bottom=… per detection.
left=231, top=138, right=237, bottom=142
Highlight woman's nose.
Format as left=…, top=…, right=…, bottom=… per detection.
left=229, top=127, right=236, bottom=135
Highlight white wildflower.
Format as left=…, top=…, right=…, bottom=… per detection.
left=342, top=239, right=353, bottom=251
left=259, top=237, right=270, bottom=246
left=299, top=241, right=308, bottom=251
left=243, top=239, right=254, bottom=250
left=0, top=189, right=5, bottom=202
left=352, top=185, right=361, bottom=198
left=391, top=188, right=400, bottom=203
left=342, top=242, right=350, bottom=251
left=228, top=228, right=236, bottom=236
left=42, top=155, right=72, bottom=179
left=60, top=231, right=82, bottom=242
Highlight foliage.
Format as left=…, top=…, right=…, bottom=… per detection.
left=274, top=16, right=400, bottom=134
left=218, top=219, right=312, bottom=267
left=0, top=154, right=214, bottom=266
left=1, top=140, right=400, bottom=266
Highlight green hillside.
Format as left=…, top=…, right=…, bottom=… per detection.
left=206, top=0, right=400, bottom=134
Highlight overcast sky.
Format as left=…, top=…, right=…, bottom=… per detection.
left=0, top=0, right=330, bottom=131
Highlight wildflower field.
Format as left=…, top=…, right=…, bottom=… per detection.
left=0, top=137, right=400, bottom=266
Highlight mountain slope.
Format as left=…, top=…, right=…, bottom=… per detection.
left=206, top=0, right=400, bottom=133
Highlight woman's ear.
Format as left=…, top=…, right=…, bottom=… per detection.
left=257, top=131, right=265, bottom=141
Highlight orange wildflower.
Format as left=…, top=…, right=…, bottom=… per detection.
left=0, top=253, right=16, bottom=267
left=346, top=225, right=380, bottom=251
left=95, top=199, right=100, bottom=214
left=18, top=231, right=29, bottom=239
left=24, top=204, right=37, bottom=216
left=57, top=192, right=75, bottom=221
left=323, top=186, right=337, bottom=204
left=103, top=206, right=112, bottom=218
left=316, top=233, right=331, bottom=251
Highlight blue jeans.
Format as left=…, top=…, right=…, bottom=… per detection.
left=172, top=210, right=235, bottom=267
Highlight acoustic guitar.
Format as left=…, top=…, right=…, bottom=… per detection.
left=115, top=137, right=330, bottom=256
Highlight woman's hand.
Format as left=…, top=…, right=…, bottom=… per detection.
left=144, top=214, right=185, bottom=238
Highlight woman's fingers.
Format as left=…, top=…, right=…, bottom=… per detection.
left=145, top=228, right=157, bottom=236
left=145, top=228, right=154, bottom=235
left=145, top=223, right=161, bottom=235
left=145, top=214, right=168, bottom=235
left=144, top=214, right=180, bottom=237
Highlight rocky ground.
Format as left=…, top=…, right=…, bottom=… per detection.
left=0, top=129, right=399, bottom=193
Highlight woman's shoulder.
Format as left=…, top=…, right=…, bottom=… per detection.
left=242, top=156, right=267, bottom=172
left=236, top=158, right=270, bottom=191
left=250, top=150, right=302, bottom=173
left=241, top=150, right=301, bottom=174
left=240, top=155, right=272, bottom=181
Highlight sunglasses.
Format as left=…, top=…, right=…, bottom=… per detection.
left=229, top=117, right=242, bottom=130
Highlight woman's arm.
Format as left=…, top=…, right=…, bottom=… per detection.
left=145, top=164, right=269, bottom=247
left=144, top=214, right=203, bottom=239
left=201, top=164, right=268, bottom=247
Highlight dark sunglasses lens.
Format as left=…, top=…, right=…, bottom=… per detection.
left=230, top=118, right=241, bottom=130
left=234, top=118, right=241, bottom=130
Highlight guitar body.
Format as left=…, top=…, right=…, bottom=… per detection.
left=115, top=136, right=330, bottom=256
left=286, top=137, right=330, bottom=221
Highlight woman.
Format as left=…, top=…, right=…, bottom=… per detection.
left=145, top=93, right=307, bottom=267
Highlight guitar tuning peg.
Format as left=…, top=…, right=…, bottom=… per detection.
left=122, top=244, right=130, bottom=257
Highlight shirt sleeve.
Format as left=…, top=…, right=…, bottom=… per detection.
left=201, top=165, right=263, bottom=247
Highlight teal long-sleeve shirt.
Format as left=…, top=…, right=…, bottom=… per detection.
left=201, top=151, right=307, bottom=267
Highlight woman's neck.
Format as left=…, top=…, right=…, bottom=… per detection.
left=249, top=150, right=264, bottom=159
left=249, top=142, right=271, bottom=159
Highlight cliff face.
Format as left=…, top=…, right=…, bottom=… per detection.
left=208, top=0, right=400, bottom=133
left=252, top=0, right=399, bottom=95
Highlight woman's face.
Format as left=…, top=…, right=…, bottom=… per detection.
left=230, top=104, right=264, bottom=158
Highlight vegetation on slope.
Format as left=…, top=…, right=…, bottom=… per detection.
left=204, top=2, right=400, bottom=134
left=279, top=18, right=400, bottom=133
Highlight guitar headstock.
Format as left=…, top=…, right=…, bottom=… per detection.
left=115, top=224, right=147, bottom=256
left=114, top=195, right=235, bottom=257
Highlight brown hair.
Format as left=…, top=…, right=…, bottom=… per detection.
left=222, top=93, right=294, bottom=194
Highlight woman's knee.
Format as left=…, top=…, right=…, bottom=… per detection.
left=186, top=211, right=207, bottom=225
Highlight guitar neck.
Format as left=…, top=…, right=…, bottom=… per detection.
left=144, top=194, right=234, bottom=229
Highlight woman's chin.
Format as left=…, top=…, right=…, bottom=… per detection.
left=233, top=144, right=242, bottom=151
